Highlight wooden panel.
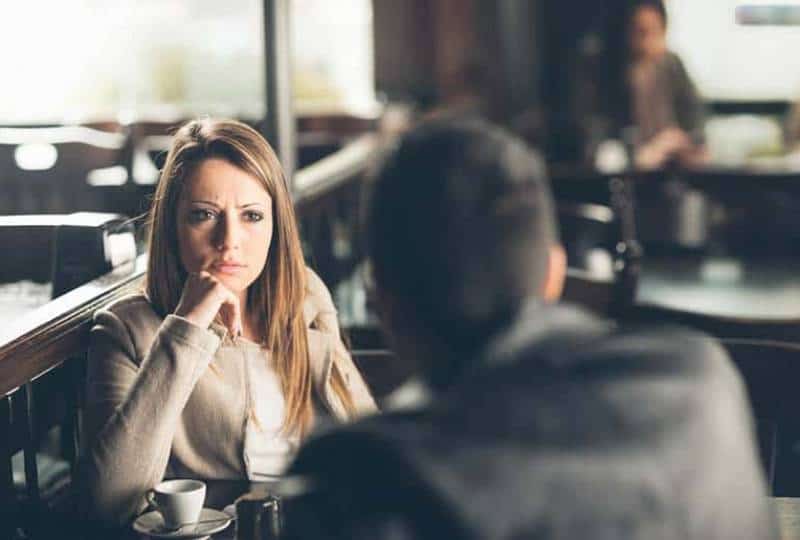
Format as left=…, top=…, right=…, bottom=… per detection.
left=0, top=255, right=146, bottom=397
left=293, top=134, right=378, bottom=209
left=17, top=384, right=39, bottom=505
left=0, top=395, right=14, bottom=540
left=373, top=0, right=436, bottom=100
left=775, top=497, right=800, bottom=540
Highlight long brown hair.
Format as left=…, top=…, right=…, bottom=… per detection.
left=146, top=118, right=354, bottom=436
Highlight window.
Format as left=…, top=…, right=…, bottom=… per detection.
left=0, top=0, right=265, bottom=124
left=0, top=0, right=377, bottom=124
left=291, top=0, right=377, bottom=114
left=667, top=0, right=800, bottom=101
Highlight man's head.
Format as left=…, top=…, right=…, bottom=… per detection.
left=366, top=118, right=565, bottom=386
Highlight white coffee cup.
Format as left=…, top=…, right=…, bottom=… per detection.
left=147, top=479, right=206, bottom=528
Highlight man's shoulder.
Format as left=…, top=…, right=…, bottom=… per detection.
left=485, top=309, right=743, bottom=429
left=507, top=302, right=731, bottom=381
left=599, top=322, right=732, bottom=378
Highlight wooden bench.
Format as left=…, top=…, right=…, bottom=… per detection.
left=0, top=255, right=146, bottom=538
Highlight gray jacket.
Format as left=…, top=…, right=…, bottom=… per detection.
left=288, top=301, right=776, bottom=540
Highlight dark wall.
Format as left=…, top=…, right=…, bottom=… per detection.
left=372, top=0, right=633, bottom=161
left=538, top=0, right=632, bottom=162
left=372, top=0, right=436, bottom=104
left=372, top=0, right=503, bottom=114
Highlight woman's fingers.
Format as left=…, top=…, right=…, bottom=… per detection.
left=175, top=271, right=243, bottom=337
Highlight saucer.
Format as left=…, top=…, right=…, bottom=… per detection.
left=133, top=507, right=232, bottom=538
left=222, top=503, right=236, bottom=518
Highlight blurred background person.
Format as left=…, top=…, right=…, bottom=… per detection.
left=627, top=0, right=708, bottom=169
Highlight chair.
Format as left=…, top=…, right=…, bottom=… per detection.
left=0, top=215, right=139, bottom=537
left=717, top=339, right=800, bottom=495
left=1, top=349, right=87, bottom=539
left=0, top=255, right=146, bottom=538
left=562, top=267, right=616, bottom=316
left=554, top=174, right=641, bottom=316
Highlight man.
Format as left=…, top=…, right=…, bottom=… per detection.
left=285, top=119, right=776, bottom=539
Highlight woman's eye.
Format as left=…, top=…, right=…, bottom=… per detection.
left=188, top=209, right=216, bottom=223
left=244, top=211, right=264, bottom=222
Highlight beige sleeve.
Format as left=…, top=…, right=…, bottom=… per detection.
left=306, top=269, right=378, bottom=417
left=81, top=310, right=224, bottom=526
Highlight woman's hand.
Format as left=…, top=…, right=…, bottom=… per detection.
left=174, top=271, right=242, bottom=337
left=636, top=127, right=692, bottom=170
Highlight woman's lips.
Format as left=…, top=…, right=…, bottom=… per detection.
left=212, top=263, right=246, bottom=275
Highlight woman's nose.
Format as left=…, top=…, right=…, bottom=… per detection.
left=215, top=215, right=241, bottom=251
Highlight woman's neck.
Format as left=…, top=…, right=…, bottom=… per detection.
left=239, top=294, right=265, bottom=343
left=241, top=314, right=266, bottom=344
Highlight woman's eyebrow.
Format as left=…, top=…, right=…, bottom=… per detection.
left=188, top=201, right=266, bottom=208
left=190, top=200, right=220, bottom=207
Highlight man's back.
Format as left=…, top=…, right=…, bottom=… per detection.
left=288, top=303, right=776, bottom=540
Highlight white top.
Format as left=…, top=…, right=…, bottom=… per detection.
left=243, top=344, right=299, bottom=480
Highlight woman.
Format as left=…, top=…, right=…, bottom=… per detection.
left=82, top=119, right=377, bottom=525
left=627, top=0, right=708, bottom=169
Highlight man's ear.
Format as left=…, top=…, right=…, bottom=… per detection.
left=542, top=244, right=566, bottom=302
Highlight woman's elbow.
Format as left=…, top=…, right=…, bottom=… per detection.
left=78, top=457, right=146, bottom=528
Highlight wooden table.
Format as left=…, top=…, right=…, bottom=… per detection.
left=637, top=257, right=800, bottom=320
left=778, top=497, right=800, bottom=540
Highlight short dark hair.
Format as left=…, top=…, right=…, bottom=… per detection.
left=366, top=118, right=558, bottom=350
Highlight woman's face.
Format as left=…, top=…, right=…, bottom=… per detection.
left=177, top=158, right=274, bottom=298
left=629, top=6, right=667, bottom=62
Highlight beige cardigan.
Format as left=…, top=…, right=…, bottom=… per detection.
left=81, top=268, right=377, bottom=526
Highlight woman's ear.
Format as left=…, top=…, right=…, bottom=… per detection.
left=542, top=244, right=567, bottom=302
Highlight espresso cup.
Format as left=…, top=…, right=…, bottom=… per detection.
left=147, top=479, right=206, bottom=528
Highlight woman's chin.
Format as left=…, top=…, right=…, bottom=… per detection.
left=211, top=273, right=247, bottom=295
